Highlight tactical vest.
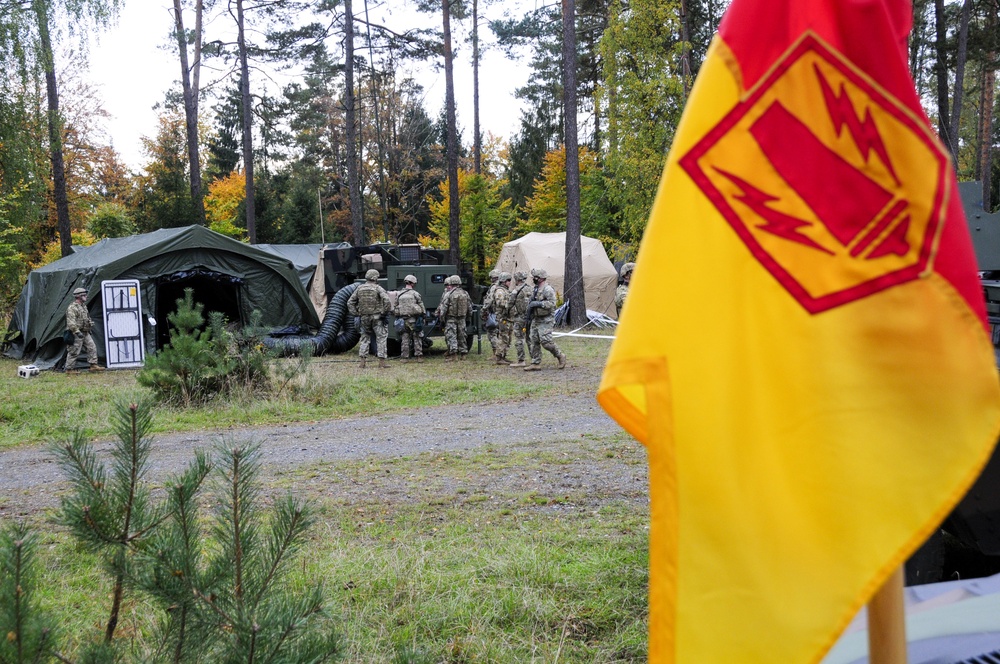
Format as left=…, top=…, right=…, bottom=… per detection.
left=355, top=284, right=383, bottom=315
left=397, top=290, right=423, bottom=316
left=449, top=289, right=470, bottom=317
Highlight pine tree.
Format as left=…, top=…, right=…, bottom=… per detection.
left=136, top=442, right=341, bottom=663
left=0, top=521, right=60, bottom=662
left=53, top=398, right=166, bottom=644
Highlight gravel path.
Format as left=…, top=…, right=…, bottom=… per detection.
left=0, top=389, right=630, bottom=518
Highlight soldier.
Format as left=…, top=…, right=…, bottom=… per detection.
left=394, top=274, right=426, bottom=363
left=506, top=271, right=531, bottom=367
left=435, top=275, right=471, bottom=360
left=524, top=268, right=566, bottom=371
left=615, top=262, right=635, bottom=317
left=482, top=268, right=501, bottom=356
left=347, top=269, right=391, bottom=369
left=64, top=287, right=105, bottom=374
left=492, top=272, right=513, bottom=365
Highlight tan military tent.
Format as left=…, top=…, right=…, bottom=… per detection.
left=494, top=232, right=619, bottom=319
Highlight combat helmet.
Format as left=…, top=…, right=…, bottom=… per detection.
left=489, top=269, right=500, bottom=282
left=403, top=274, right=418, bottom=284
left=73, top=287, right=87, bottom=296
left=530, top=267, right=548, bottom=280
left=498, top=272, right=511, bottom=283
left=445, top=275, right=461, bottom=286
left=619, top=262, right=635, bottom=279
left=365, top=269, right=380, bottom=281
left=513, top=270, right=528, bottom=282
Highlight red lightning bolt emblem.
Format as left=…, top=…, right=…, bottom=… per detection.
left=815, top=64, right=900, bottom=186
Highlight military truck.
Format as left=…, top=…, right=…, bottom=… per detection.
left=905, top=183, right=1000, bottom=585
left=321, top=242, right=481, bottom=355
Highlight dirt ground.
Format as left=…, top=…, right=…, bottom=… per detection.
left=0, top=347, right=649, bottom=520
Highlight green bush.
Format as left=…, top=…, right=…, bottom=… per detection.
left=137, top=290, right=308, bottom=405
left=44, top=399, right=342, bottom=662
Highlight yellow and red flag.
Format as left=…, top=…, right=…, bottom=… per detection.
left=597, top=1, right=1000, bottom=662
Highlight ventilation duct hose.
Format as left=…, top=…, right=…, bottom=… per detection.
left=264, top=283, right=361, bottom=356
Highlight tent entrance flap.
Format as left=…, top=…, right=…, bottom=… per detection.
left=155, top=270, right=243, bottom=348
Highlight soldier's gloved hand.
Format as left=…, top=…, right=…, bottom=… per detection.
left=529, top=301, right=542, bottom=309
left=74, top=331, right=84, bottom=339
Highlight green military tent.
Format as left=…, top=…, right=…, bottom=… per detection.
left=5, top=225, right=321, bottom=369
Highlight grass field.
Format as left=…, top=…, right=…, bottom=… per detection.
left=1, top=336, right=650, bottom=662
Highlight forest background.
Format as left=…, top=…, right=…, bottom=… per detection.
left=0, top=0, right=998, bottom=325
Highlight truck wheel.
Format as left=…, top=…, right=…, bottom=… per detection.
left=905, top=528, right=945, bottom=586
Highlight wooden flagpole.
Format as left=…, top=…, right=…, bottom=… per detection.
left=866, top=565, right=907, bottom=664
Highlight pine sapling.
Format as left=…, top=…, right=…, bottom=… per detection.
left=0, top=521, right=60, bottom=663
left=141, top=442, right=341, bottom=663
left=52, top=399, right=166, bottom=643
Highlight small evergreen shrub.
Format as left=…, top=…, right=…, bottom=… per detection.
left=137, top=289, right=310, bottom=404
left=44, top=399, right=341, bottom=663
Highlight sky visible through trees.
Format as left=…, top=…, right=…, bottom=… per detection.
left=88, top=0, right=534, bottom=169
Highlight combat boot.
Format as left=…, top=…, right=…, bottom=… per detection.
left=415, top=356, right=425, bottom=363
left=459, top=354, right=467, bottom=361
left=509, top=361, right=525, bottom=368
left=523, top=364, right=541, bottom=372
left=379, top=358, right=389, bottom=369
left=359, top=357, right=367, bottom=369
left=445, top=353, right=456, bottom=362
left=89, top=365, right=106, bottom=372
left=495, top=357, right=510, bottom=365
left=65, top=369, right=79, bottom=375
left=556, top=353, right=566, bottom=369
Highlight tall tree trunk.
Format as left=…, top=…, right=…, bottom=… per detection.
left=443, top=0, right=461, bottom=269
left=33, top=0, right=72, bottom=257
left=363, top=0, right=389, bottom=241
left=948, top=0, right=971, bottom=164
left=934, top=0, right=950, bottom=149
left=344, top=0, right=363, bottom=244
left=562, top=0, right=585, bottom=327
left=173, top=0, right=206, bottom=225
left=235, top=0, right=256, bottom=242
left=472, top=0, right=481, bottom=175
left=982, top=0, right=998, bottom=212
left=679, top=0, right=692, bottom=100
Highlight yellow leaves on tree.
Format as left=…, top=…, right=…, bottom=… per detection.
left=522, top=146, right=601, bottom=235
left=204, top=171, right=247, bottom=240
left=426, top=169, right=514, bottom=280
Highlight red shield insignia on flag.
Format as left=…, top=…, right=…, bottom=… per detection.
left=680, top=33, right=951, bottom=314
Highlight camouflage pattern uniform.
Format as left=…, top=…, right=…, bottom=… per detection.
left=615, top=262, right=635, bottom=317
left=347, top=270, right=391, bottom=366
left=482, top=269, right=500, bottom=356
left=492, top=273, right=513, bottom=364
left=394, top=276, right=426, bottom=361
left=436, top=275, right=470, bottom=358
left=525, top=268, right=566, bottom=370
left=506, top=272, right=531, bottom=367
left=65, top=288, right=101, bottom=371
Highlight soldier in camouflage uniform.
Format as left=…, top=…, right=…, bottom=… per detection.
left=347, top=269, right=391, bottom=368
left=482, top=269, right=500, bottom=356
left=491, top=272, right=513, bottom=365
left=64, top=287, right=105, bottom=374
left=524, top=268, right=566, bottom=371
left=506, top=271, right=531, bottom=367
left=435, top=275, right=471, bottom=360
left=615, top=262, right=635, bottom=317
left=394, top=274, right=426, bottom=363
